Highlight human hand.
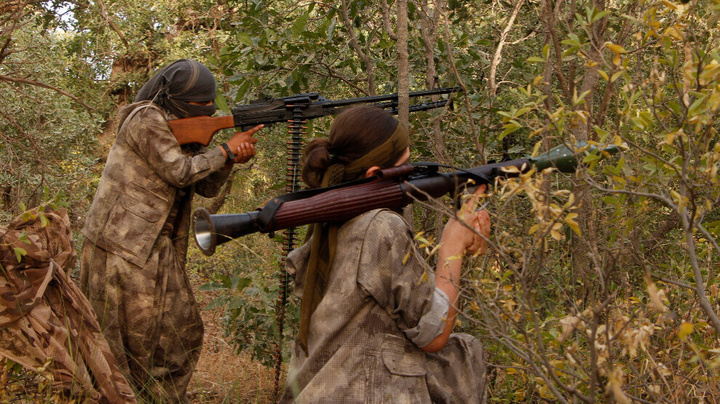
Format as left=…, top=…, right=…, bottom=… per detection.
left=233, top=142, right=256, bottom=163
left=440, top=184, right=491, bottom=256
left=226, top=124, right=262, bottom=164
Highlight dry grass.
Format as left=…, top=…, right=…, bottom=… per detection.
left=189, top=289, right=278, bottom=404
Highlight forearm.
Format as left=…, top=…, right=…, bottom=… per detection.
left=422, top=245, right=464, bottom=352
left=157, top=146, right=228, bottom=188
left=419, top=187, right=491, bottom=352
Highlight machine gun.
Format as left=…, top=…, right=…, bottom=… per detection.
left=168, top=86, right=461, bottom=146
left=193, top=141, right=620, bottom=255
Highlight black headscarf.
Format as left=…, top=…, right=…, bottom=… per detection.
left=135, top=59, right=217, bottom=118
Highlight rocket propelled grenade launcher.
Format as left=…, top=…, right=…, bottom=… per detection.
left=193, top=142, right=620, bottom=255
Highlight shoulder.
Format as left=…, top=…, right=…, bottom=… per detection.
left=116, top=102, right=177, bottom=149
left=344, top=209, right=413, bottom=261
left=349, top=209, right=410, bottom=238
left=118, top=101, right=169, bottom=132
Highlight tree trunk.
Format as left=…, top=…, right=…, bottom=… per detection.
left=397, top=0, right=414, bottom=225
left=570, top=0, right=607, bottom=301
left=418, top=0, right=446, bottom=234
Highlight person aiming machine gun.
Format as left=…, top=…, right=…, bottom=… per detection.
left=193, top=141, right=620, bottom=256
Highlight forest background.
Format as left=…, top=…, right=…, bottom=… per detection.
left=2, top=0, right=720, bottom=402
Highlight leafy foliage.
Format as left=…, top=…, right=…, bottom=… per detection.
left=453, top=1, right=720, bottom=401
left=0, top=358, right=59, bottom=402
left=2, top=0, right=720, bottom=402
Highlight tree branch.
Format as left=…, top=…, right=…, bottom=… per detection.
left=488, top=0, right=525, bottom=99
left=340, top=0, right=375, bottom=94
left=380, top=0, right=398, bottom=40
left=0, top=74, right=95, bottom=112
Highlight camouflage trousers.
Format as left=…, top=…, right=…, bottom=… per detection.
left=80, top=235, right=203, bottom=403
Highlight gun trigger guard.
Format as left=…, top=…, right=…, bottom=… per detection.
left=241, top=122, right=274, bottom=131
left=451, top=172, right=491, bottom=211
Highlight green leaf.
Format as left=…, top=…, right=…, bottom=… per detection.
left=573, top=89, right=592, bottom=106
left=327, top=16, right=337, bottom=40
left=215, top=94, right=229, bottom=113
left=591, top=10, right=611, bottom=23
left=706, top=220, right=720, bottom=236
left=236, top=32, right=254, bottom=47
left=610, top=70, right=624, bottom=83
left=18, top=232, right=31, bottom=244
left=561, top=34, right=581, bottom=48
left=516, top=107, right=531, bottom=117
left=499, top=121, right=522, bottom=140
left=231, top=276, right=253, bottom=291
left=292, top=12, right=309, bottom=36
left=601, top=196, right=619, bottom=206
left=13, top=247, right=26, bottom=263
left=39, top=213, right=49, bottom=228
left=688, top=96, right=707, bottom=116
left=582, top=153, right=601, bottom=164
left=527, top=56, right=545, bottom=63
left=199, top=282, right=227, bottom=292
left=229, top=296, right=246, bottom=310
left=204, top=296, right=229, bottom=310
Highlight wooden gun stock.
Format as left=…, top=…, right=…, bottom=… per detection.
left=168, top=115, right=235, bottom=146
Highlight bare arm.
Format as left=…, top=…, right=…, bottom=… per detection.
left=422, top=185, right=491, bottom=352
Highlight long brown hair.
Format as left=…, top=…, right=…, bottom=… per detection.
left=302, top=106, right=399, bottom=188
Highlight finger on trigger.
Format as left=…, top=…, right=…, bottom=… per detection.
left=248, top=124, right=263, bottom=136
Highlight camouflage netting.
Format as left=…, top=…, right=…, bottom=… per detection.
left=0, top=206, right=136, bottom=403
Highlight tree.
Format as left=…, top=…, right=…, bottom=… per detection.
left=0, top=0, right=104, bottom=223
left=3, top=0, right=720, bottom=401
left=475, top=0, right=720, bottom=401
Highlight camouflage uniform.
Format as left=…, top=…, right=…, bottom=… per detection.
left=281, top=209, right=486, bottom=403
left=80, top=101, right=230, bottom=402
left=0, top=207, right=136, bottom=403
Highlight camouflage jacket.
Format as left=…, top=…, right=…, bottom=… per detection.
left=281, top=209, right=453, bottom=403
left=82, top=101, right=230, bottom=266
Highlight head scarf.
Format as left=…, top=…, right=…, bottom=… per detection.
left=297, top=122, right=410, bottom=352
left=135, top=59, right=217, bottom=118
